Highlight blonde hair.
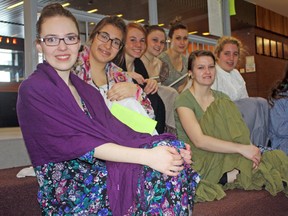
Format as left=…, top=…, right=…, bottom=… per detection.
left=214, top=36, right=243, bottom=58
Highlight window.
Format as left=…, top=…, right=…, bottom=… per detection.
left=255, top=36, right=287, bottom=59
left=256, top=36, right=263, bottom=54
left=270, top=40, right=277, bottom=57
left=0, top=49, right=14, bottom=66
left=0, top=49, right=24, bottom=82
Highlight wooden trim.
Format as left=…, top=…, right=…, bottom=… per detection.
left=256, top=6, right=288, bottom=37
left=0, top=82, right=20, bottom=92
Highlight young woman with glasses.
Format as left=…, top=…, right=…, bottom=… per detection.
left=73, top=16, right=158, bottom=132
left=18, top=4, right=199, bottom=214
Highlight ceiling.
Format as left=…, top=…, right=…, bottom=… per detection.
left=0, top=0, right=287, bottom=39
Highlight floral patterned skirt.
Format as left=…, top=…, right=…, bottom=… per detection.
left=35, top=139, right=200, bottom=215
left=129, top=139, right=200, bottom=215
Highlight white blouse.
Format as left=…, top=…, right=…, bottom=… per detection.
left=211, top=64, right=249, bottom=101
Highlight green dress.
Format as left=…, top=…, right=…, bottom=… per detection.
left=175, top=89, right=288, bottom=202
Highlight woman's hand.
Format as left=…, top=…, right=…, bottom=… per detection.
left=144, top=79, right=158, bottom=95
left=179, top=143, right=193, bottom=165
left=107, top=82, right=137, bottom=101
left=239, top=145, right=261, bottom=169
left=145, top=146, right=184, bottom=176
left=127, top=72, right=145, bottom=85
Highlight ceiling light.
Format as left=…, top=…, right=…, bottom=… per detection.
left=135, top=19, right=145, bottom=23
left=189, top=31, right=198, bottom=35
left=87, top=9, right=98, bottom=13
left=117, top=14, right=123, bottom=17
left=158, top=24, right=164, bottom=27
left=7, top=1, right=23, bottom=9
left=62, top=3, right=70, bottom=7
left=202, top=32, right=210, bottom=36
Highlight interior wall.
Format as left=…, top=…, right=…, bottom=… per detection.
left=232, top=27, right=287, bottom=99
left=253, top=28, right=288, bottom=98
left=256, top=6, right=288, bottom=37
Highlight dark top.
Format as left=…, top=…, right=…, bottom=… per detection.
left=119, top=58, right=166, bottom=133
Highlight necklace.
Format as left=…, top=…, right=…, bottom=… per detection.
left=143, top=54, right=153, bottom=63
left=92, top=72, right=110, bottom=93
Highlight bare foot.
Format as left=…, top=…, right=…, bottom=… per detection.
left=227, top=169, right=239, bottom=183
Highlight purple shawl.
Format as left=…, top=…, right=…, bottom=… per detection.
left=17, top=61, right=175, bottom=214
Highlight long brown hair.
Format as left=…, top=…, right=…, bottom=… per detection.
left=89, top=15, right=127, bottom=65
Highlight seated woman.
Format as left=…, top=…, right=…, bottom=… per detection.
left=17, top=4, right=199, bottom=215
left=211, top=36, right=269, bottom=147
left=73, top=16, right=157, bottom=134
left=141, top=24, right=179, bottom=133
left=268, top=65, right=288, bottom=155
left=118, top=23, right=166, bottom=134
left=158, top=17, right=189, bottom=93
left=175, top=50, right=288, bottom=202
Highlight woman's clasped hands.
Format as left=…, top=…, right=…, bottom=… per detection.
left=128, top=71, right=158, bottom=94
left=145, top=143, right=192, bottom=177
left=107, top=82, right=138, bottom=101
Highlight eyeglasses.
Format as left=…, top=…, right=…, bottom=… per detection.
left=96, top=32, right=123, bottom=50
left=39, top=34, right=80, bottom=46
